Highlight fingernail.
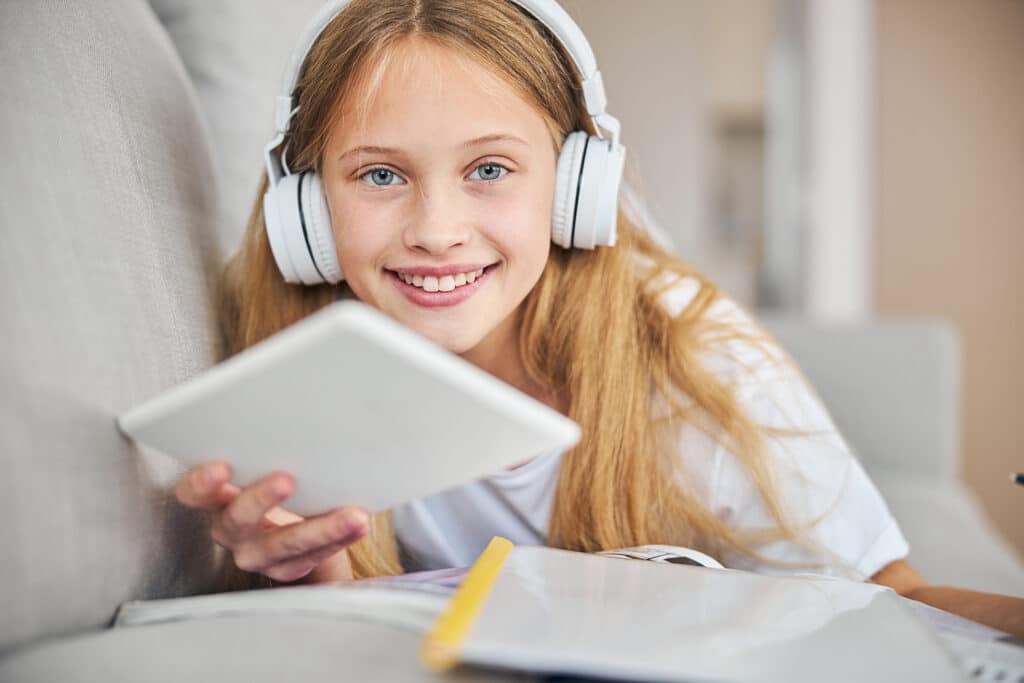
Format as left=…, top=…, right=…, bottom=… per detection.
left=270, top=475, right=293, bottom=498
left=342, top=509, right=369, bottom=533
left=204, top=463, right=228, bottom=485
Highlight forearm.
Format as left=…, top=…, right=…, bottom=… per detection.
left=905, top=585, right=1024, bottom=639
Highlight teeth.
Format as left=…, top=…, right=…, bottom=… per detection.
left=397, top=267, right=488, bottom=292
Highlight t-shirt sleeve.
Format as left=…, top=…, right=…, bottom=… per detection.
left=670, top=291, right=909, bottom=580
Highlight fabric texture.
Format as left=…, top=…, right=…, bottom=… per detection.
left=0, top=0, right=226, bottom=653
left=394, top=279, right=909, bottom=580
left=762, top=318, right=960, bottom=479
left=870, top=474, right=1024, bottom=596
left=0, top=613, right=521, bottom=683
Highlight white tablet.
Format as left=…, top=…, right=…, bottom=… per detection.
left=117, top=301, right=581, bottom=516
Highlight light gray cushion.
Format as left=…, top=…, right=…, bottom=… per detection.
left=0, top=0, right=225, bottom=653
left=0, top=613, right=528, bottom=682
left=762, top=318, right=1023, bottom=594
left=762, top=318, right=960, bottom=479
left=872, top=472, right=1024, bottom=597
left=150, top=0, right=326, bottom=253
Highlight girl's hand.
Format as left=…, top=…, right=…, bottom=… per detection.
left=174, top=461, right=369, bottom=584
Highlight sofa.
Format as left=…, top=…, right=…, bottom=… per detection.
left=1, top=2, right=1020, bottom=681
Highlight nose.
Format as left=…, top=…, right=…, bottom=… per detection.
left=402, top=184, right=471, bottom=255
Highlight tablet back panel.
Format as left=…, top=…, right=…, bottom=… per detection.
left=119, top=302, right=581, bottom=515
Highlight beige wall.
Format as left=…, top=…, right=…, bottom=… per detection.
left=559, top=0, right=774, bottom=303
left=875, top=0, right=1024, bottom=554
left=560, top=0, right=711, bottom=251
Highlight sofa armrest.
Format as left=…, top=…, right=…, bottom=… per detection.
left=761, top=317, right=960, bottom=480
left=871, top=471, right=1023, bottom=596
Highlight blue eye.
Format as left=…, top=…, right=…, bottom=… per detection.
left=360, top=168, right=405, bottom=186
left=468, top=163, right=508, bottom=182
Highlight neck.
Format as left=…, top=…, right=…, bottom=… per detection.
left=460, top=307, right=566, bottom=415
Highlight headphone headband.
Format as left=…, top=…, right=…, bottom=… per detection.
left=269, top=0, right=615, bottom=147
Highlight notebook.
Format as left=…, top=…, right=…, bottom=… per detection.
left=114, top=538, right=1015, bottom=681
left=117, top=301, right=580, bottom=516
left=423, top=538, right=970, bottom=683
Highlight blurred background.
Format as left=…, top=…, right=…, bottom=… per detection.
left=559, top=0, right=1024, bottom=557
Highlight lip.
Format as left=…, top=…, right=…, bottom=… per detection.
left=387, top=263, right=494, bottom=278
left=388, top=264, right=496, bottom=308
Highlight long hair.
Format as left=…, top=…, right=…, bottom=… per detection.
left=221, top=0, right=805, bottom=580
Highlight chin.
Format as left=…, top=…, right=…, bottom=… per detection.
left=422, top=329, right=481, bottom=356
left=397, top=316, right=480, bottom=355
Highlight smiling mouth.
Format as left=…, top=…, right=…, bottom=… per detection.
left=390, top=266, right=493, bottom=293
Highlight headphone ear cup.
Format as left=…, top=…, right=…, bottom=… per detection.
left=262, top=172, right=343, bottom=285
left=552, top=131, right=587, bottom=249
left=298, top=172, right=343, bottom=283
left=572, top=137, right=626, bottom=249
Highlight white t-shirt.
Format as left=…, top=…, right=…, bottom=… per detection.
left=392, top=277, right=909, bottom=580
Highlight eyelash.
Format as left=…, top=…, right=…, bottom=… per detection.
left=358, top=162, right=511, bottom=187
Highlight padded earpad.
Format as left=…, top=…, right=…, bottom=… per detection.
left=552, top=131, right=587, bottom=249
left=297, top=172, right=343, bottom=283
left=263, top=172, right=342, bottom=284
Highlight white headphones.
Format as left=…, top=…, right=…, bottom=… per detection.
left=263, top=0, right=627, bottom=285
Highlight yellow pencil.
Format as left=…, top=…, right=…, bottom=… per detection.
left=420, top=536, right=514, bottom=671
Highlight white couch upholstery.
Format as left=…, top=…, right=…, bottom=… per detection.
left=765, top=319, right=1023, bottom=594
left=0, top=1, right=1019, bottom=680
left=0, top=0, right=226, bottom=656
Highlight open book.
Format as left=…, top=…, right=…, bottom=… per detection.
left=117, top=540, right=1015, bottom=682
left=422, top=539, right=971, bottom=682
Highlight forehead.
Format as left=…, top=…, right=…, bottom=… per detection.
left=330, top=36, right=552, bottom=147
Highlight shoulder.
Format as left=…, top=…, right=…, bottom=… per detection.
left=645, top=267, right=788, bottom=391
left=648, top=270, right=908, bottom=579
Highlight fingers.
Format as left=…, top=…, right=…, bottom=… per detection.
left=264, top=506, right=303, bottom=526
left=233, top=507, right=369, bottom=578
left=218, top=472, right=294, bottom=536
left=262, top=539, right=355, bottom=583
left=175, top=461, right=236, bottom=509
left=174, top=463, right=366, bottom=584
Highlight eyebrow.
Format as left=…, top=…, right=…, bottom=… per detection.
left=462, top=133, right=529, bottom=149
left=337, top=133, right=529, bottom=163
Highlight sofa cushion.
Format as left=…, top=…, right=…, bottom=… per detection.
left=872, top=472, right=1024, bottom=597
left=762, top=318, right=960, bottom=479
left=0, top=0, right=225, bottom=653
left=150, top=0, right=326, bottom=253
left=0, top=612, right=521, bottom=683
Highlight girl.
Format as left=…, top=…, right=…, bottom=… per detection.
left=175, top=0, right=1023, bottom=636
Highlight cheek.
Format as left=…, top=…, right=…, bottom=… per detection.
left=327, top=187, right=386, bottom=258
left=325, top=196, right=393, bottom=298
left=480, top=174, right=553, bottom=249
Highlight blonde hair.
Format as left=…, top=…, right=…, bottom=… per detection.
left=221, top=0, right=807, bottom=581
